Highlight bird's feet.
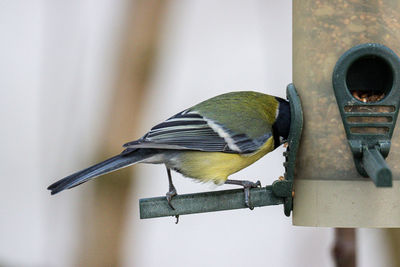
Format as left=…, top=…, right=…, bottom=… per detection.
left=166, top=189, right=180, bottom=223
left=225, top=179, right=261, bottom=210
left=166, top=187, right=177, bottom=210
left=165, top=166, right=178, bottom=210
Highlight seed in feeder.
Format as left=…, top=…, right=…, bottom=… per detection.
left=352, top=91, right=362, bottom=101
left=352, top=91, right=385, bottom=102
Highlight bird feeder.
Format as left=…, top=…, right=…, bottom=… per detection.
left=293, top=0, right=400, bottom=227
left=333, top=43, right=400, bottom=187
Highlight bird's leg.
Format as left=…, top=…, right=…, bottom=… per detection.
left=165, top=167, right=180, bottom=223
left=225, top=179, right=261, bottom=210
left=165, top=167, right=177, bottom=210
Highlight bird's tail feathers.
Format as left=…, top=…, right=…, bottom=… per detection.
left=47, top=149, right=154, bottom=195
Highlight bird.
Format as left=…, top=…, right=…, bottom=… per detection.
left=47, top=91, right=291, bottom=209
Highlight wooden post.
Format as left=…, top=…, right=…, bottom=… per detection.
left=77, top=1, right=167, bottom=266
left=332, top=228, right=356, bottom=267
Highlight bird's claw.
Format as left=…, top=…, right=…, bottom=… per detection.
left=225, top=179, right=261, bottom=210
left=243, top=180, right=261, bottom=210
left=167, top=191, right=180, bottom=224
left=166, top=189, right=177, bottom=210
left=239, top=180, right=261, bottom=188
left=244, top=187, right=253, bottom=210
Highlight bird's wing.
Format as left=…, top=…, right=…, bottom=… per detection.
left=123, top=109, right=272, bottom=154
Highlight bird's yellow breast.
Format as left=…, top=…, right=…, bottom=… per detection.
left=174, top=137, right=275, bottom=184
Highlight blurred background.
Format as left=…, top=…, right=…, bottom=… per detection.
left=0, top=0, right=399, bottom=266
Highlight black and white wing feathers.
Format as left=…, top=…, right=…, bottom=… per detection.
left=123, top=110, right=271, bottom=154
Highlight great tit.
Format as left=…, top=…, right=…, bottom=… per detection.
left=48, top=91, right=290, bottom=209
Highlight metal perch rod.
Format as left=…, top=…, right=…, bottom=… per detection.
left=139, top=186, right=284, bottom=219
